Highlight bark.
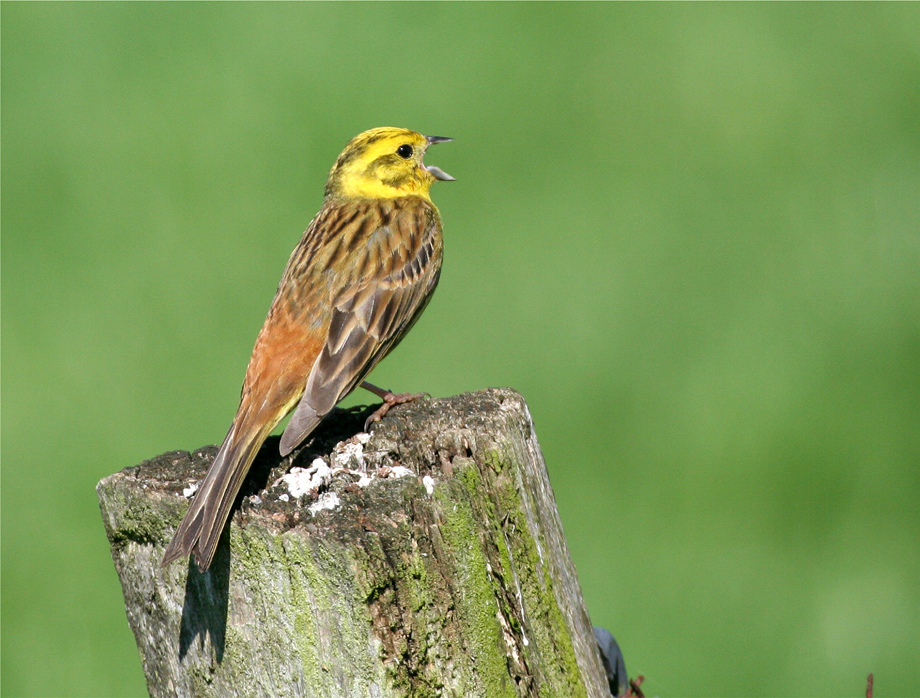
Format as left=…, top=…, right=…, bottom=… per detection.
left=97, top=388, right=611, bottom=698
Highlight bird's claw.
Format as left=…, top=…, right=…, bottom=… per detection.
left=364, top=391, right=427, bottom=431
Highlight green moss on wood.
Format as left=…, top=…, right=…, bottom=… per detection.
left=435, top=468, right=517, bottom=698
left=476, top=448, right=589, bottom=698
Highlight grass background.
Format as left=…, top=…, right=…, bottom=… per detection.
left=2, top=4, right=918, bottom=696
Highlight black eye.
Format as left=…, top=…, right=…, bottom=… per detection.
left=396, top=144, right=413, bottom=159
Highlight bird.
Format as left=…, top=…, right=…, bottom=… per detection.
left=161, top=127, right=454, bottom=571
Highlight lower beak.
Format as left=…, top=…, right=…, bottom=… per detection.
left=423, top=135, right=455, bottom=181
left=425, top=165, right=455, bottom=181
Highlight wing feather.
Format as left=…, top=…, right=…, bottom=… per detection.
left=279, top=198, right=442, bottom=454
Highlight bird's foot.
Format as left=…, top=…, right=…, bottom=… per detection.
left=361, top=382, right=427, bottom=430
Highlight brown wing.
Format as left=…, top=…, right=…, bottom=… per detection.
left=279, top=197, right=442, bottom=455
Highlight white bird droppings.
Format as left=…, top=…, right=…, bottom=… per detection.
left=281, top=459, right=332, bottom=497
left=387, top=466, right=413, bottom=479
left=332, top=440, right=366, bottom=470
left=308, top=492, right=341, bottom=516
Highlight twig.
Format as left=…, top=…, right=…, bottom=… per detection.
left=625, top=674, right=645, bottom=698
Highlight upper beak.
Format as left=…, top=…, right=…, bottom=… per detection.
left=423, top=135, right=455, bottom=181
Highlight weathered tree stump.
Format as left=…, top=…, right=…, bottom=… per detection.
left=98, top=388, right=611, bottom=698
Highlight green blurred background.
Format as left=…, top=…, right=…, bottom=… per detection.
left=3, top=3, right=918, bottom=696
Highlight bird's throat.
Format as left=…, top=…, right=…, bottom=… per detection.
left=332, top=172, right=432, bottom=201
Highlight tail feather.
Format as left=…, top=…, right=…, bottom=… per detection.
left=279, top=392, right=323, bottom=457
left=161, top=414, right=277, bottom=571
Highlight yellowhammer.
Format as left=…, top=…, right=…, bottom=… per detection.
left=162, top=127, right=454, bottom=571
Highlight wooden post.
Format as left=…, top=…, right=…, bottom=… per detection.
left=98, top=388, right=611, bottom=697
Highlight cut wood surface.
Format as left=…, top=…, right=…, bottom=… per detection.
left=98, top=388, right=611, bottom=698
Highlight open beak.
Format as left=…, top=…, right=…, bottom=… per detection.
left=423, top=135, right=455, bottom=181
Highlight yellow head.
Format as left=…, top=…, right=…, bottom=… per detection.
left=325, top=127, right=454, bottom=201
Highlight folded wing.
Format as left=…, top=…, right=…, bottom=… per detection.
left=279, top=200, right=442, bottom=455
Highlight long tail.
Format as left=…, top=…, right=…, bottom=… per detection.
left=161, top=408, right=280, bottom=571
